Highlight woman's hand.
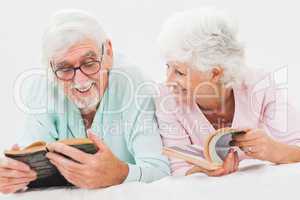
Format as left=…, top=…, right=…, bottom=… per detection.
left=232, top=128, right=299, bottom=164
left=186, top=149, right=239, bottom=176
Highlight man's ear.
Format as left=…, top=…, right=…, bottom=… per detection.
left=104, top=39, right=113, bottom=57
left=210, top=66, right=224, bottom=83
left=102, top=39, right=113, bottom=69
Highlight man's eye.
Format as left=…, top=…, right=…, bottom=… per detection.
left=57, top=67, right=73, bottom=72
left=84, top=61, right=97, bottom=67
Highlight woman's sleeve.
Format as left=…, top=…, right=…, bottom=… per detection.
left=261, top=82, right=300, bottom=146
left=155, top=86, right=194, bottom=176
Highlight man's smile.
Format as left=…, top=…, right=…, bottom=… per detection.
left=74, top=82, right=95, bottom=94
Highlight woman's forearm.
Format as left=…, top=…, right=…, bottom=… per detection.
left=276, top=143, right=300, bottom=164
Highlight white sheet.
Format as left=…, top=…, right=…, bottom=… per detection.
left=2, top=160, right=299, bottom=200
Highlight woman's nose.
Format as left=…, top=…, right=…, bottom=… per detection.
left=166, top=68, right=176, bottom=84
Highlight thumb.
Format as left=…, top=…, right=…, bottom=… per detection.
left=11, top=144, right=20, bottom=151
left=186, top=165, right=209, bottom=175
left=87, top=129, right=107, bottom=153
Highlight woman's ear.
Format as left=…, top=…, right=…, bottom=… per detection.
left=210, top=66, right=224, bottom=83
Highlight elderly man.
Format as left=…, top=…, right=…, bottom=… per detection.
left=0, top=10, right=170, bottom=194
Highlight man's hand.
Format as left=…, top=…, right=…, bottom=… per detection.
left=232, top=128, right=300, bottom=164
left=0, top=145, right=37, bottom=194
left=46, top=130, right=129, bottom=189
left=186, top=149, right=239, bottom=176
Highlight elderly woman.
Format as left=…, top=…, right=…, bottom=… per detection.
left=155, top=7, right=300, bottom=176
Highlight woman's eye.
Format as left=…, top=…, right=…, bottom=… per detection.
left=175, top=70, right=185, bottom=76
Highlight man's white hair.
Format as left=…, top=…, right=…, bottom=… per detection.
left=157, top=7, right=246, bottom=86
left=42, top=9, right=108, bottom=66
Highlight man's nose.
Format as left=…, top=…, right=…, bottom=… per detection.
left=73, top=68, right=90, bottom=85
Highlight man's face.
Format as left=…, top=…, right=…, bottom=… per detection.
left=51, top=39, right=111, bottom=113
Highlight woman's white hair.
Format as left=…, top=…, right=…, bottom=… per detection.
left=42, top=9, right=108, bottom=66
left=157, top=7, right=246, bottom=86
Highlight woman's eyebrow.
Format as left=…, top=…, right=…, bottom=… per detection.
left=171, top=64, right=186, bottom=73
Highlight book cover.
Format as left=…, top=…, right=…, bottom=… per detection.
left=4, top=138, right=97, bottom=188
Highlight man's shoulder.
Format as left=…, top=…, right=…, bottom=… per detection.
left=110, top=65, right=146, bottom=86
left=19, top=73, right=64, bottom=114
left=106, top=63, right=158, bottom=114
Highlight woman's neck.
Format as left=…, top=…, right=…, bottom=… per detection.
left=196, top=87, right=234, bottom=116
left=196, top=87, right=235, bottom=130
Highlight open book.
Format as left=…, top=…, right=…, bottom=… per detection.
left=4, top=138, right=97, bottom=188
left=162, top=128, right=245, bottom=170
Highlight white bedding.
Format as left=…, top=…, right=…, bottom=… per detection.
left=2, top=160, right=299, bottom=200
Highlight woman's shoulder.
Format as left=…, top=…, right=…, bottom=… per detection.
left=155, top=84, right=176, bottom=113
left=235, top=67, right=279, bottom=108
left=240, top=67, right=274, bottom=88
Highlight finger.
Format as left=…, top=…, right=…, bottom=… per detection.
left=46, top=143, right=91, bottom=163
left=0, top=168, right=36, bottom=179
left=87, top=129, right=107, bottom=153
left=61, top=174, right=82, bottom=188
left=186, top=166, right=209, bottom=175
left=51, top=161, right=84, bottom=187
left=0, top=177, right=35, bottom=187
left=49, top=159, right=82, bottom=178
left=207, top=168, right=227, bottom=177
left=244, top=147, right=261, bottom=158
left=222, top=150, right=235, bottom=173
left=46, top=152, right=85, bottom=172
left=235, top=128, right=251, bottom=133
left=233, top=151, right=239, bottom=171
left=0, top=157, right=31, bottom=172
left=50, top=160, right=73, bottom=178
left=232, top=130, right=261, bottom=142
left=0, top=182, right=28, bottom=194
left=61, top=173, right=85, bottom=188
left=241, top=145, right=261, bottom=154
left=187, top=165, right=228, bottom=177
left=1, top=182, right=28, bottom=193
left=234, top=139, right=260, bottom=148
left=11, top=144, right=20, bottom=151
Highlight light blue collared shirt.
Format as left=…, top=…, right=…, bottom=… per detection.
left=18, top=60, right=170, bottom=183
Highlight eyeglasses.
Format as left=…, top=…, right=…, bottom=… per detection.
left=51, top=44, right=104, bottom=81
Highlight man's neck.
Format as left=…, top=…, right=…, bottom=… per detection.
left=80, top=104, right=99, bottom=130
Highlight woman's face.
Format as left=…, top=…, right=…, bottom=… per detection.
left=166, top=61, right=222, bottom=106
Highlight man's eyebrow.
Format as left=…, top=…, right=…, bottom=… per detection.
left=81, top=51, right=97, bottom=59
left=55, top=61, right=70, bottom=68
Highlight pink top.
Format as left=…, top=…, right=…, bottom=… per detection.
left=155, top=69, right=300, bottom=176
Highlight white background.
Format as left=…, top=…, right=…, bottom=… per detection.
left=0, top=0, right=299, bottom=151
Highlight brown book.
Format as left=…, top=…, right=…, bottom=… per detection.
left=4, top=138, right=97, bottom=188
left=162, top=128, right=245, bottom=170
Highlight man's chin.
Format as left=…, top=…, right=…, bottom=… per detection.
left=69, top=95, right=100, bottom=111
